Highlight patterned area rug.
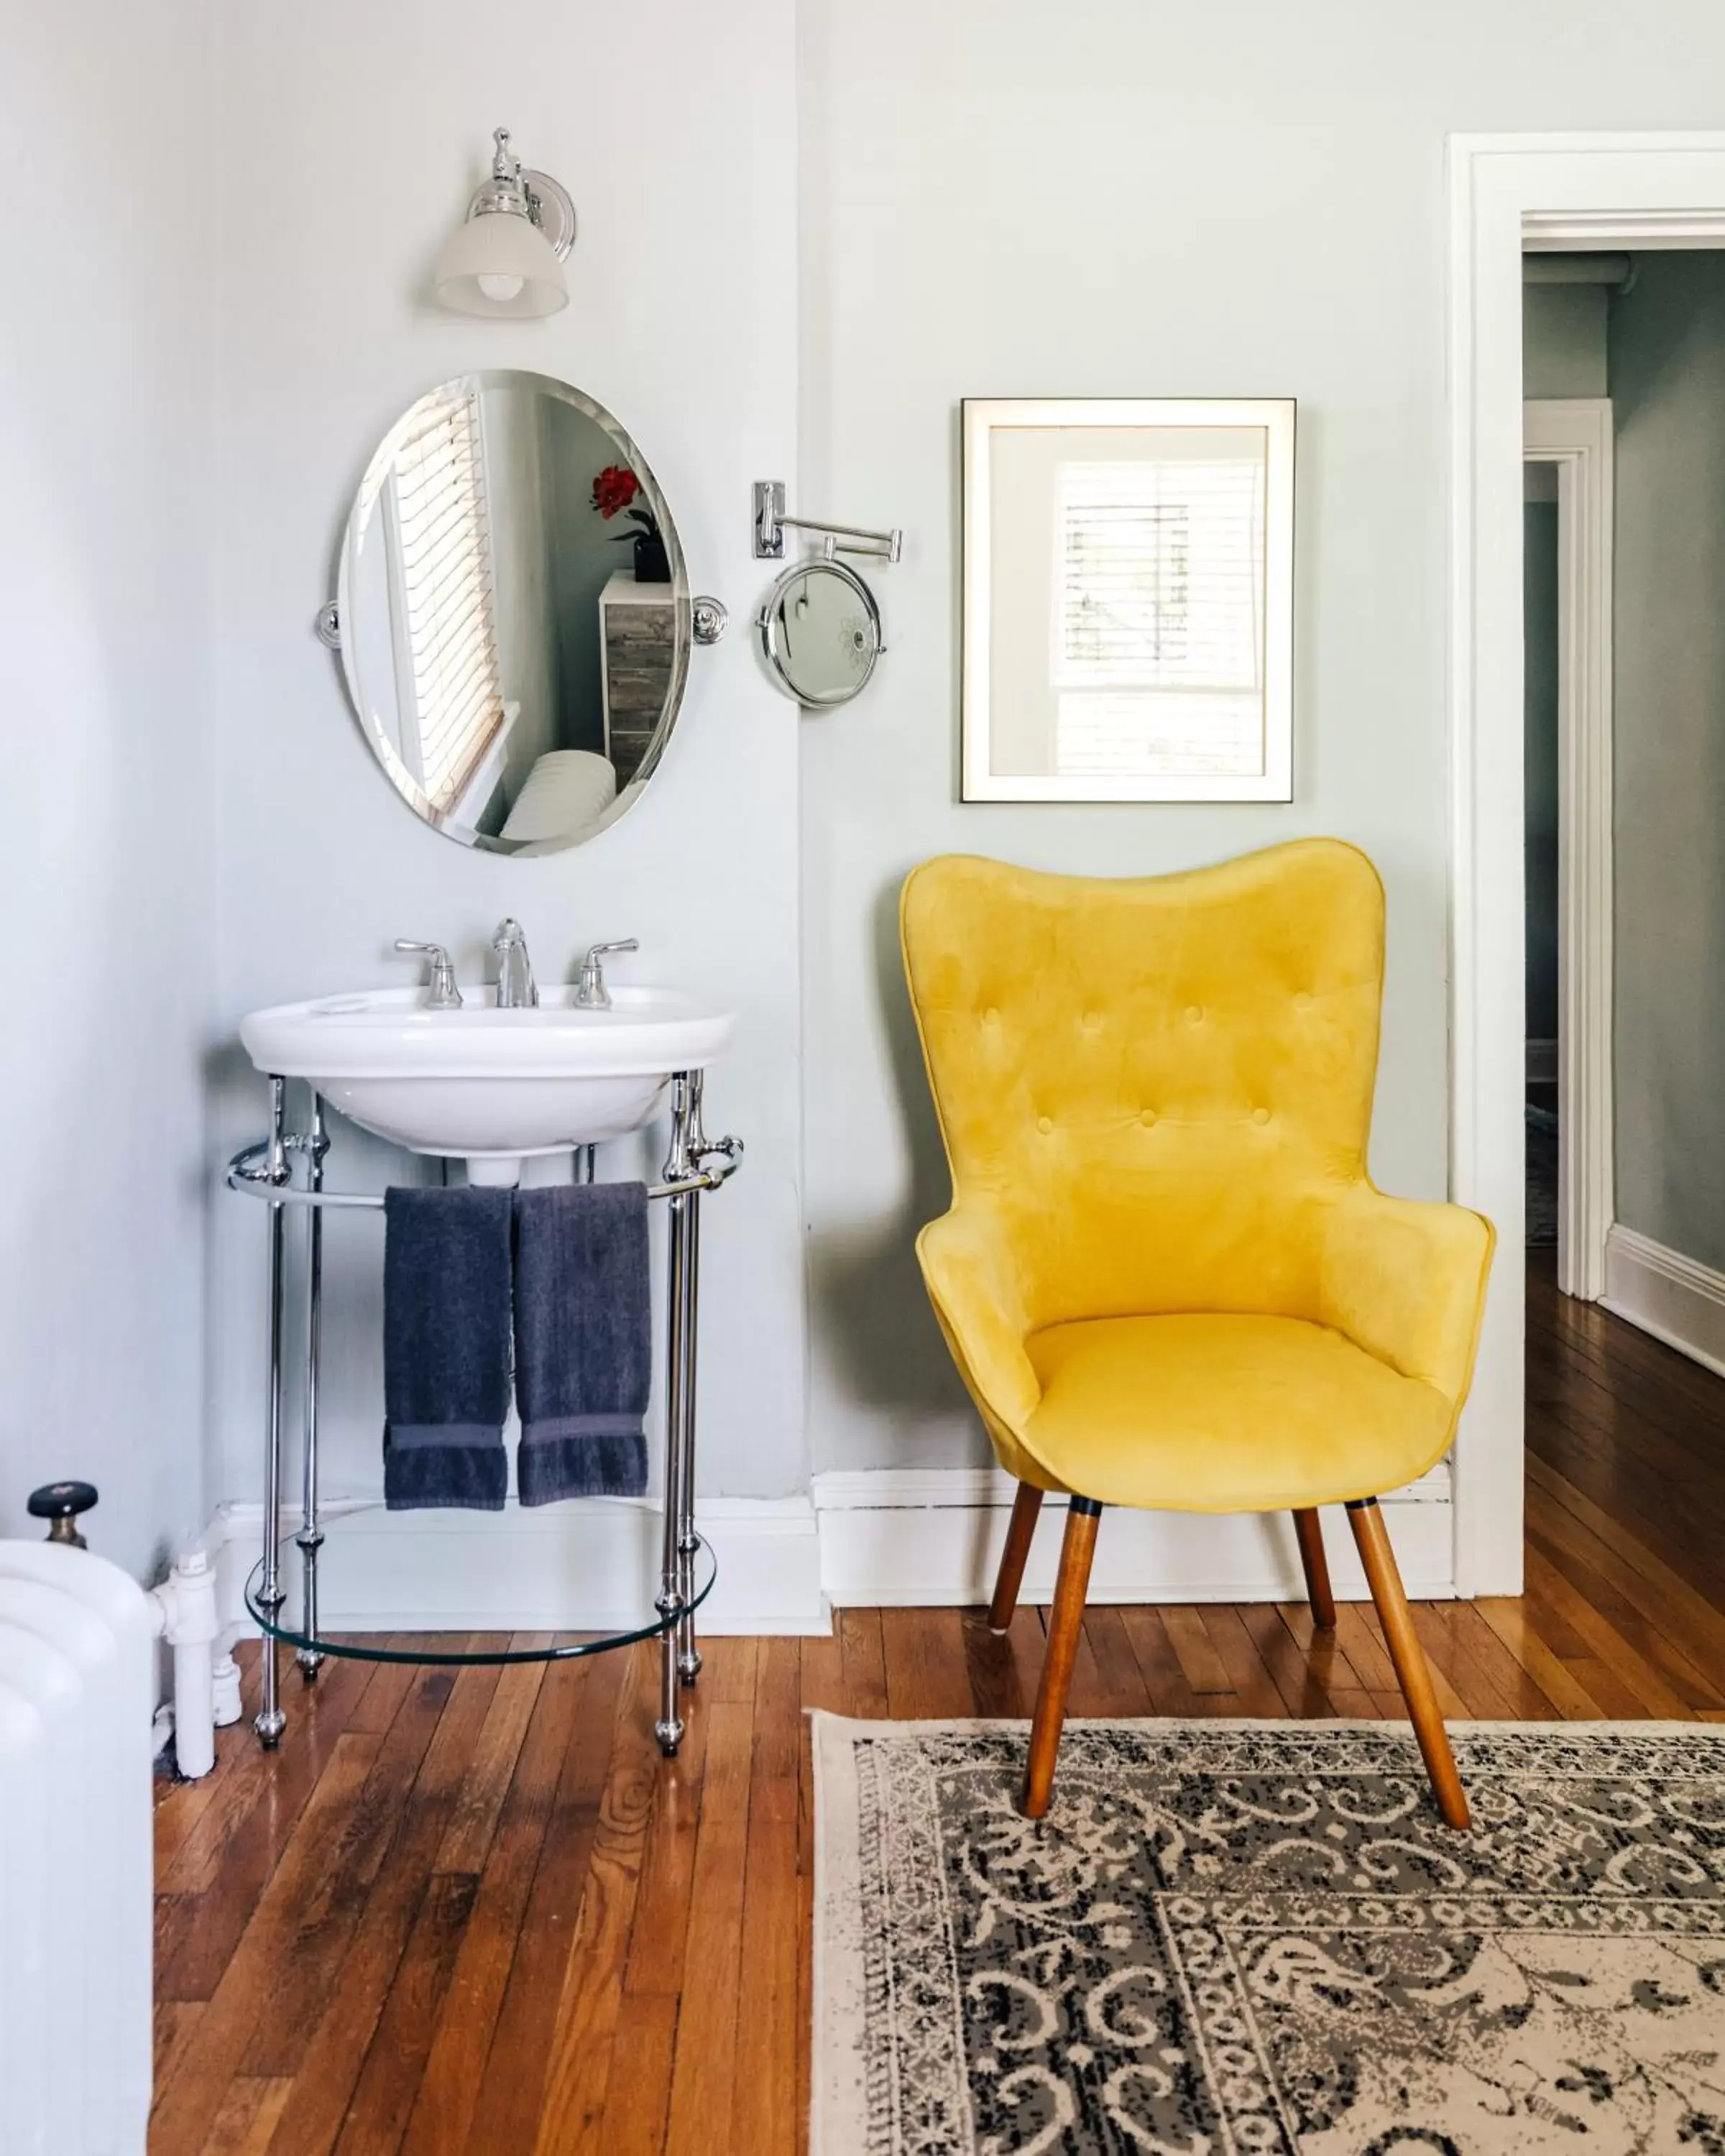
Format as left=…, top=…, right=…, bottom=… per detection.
left=812, top=1715, right=1725, bottom=2155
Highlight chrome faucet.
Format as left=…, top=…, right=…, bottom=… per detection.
left=574, top=939, right=638, bottom=1010
left=492, top=919, right=538, bottom=1009
left=393, top=939, right=463, bottom=1010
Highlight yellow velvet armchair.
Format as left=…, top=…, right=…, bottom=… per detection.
left=901, top=839, right=1494, bottom=1829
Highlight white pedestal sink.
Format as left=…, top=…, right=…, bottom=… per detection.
left=239, top=985, right=734, bottom=1182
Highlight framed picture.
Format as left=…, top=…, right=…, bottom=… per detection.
left=960, top=397, right=1295, bottom=802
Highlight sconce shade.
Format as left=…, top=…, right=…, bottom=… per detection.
left=434, top=209, right=568, bottom=318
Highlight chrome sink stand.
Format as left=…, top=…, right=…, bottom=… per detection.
left=295, top=1095, right=329, bottom=1685
left=230, top=1071, right=740, bottom=1754
left=656, top=1072, right=707, bottom=1752
left=252, top=1079, right=290, bottom=1746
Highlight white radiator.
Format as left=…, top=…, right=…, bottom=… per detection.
left=0, top=1539, right=154, bottom=2156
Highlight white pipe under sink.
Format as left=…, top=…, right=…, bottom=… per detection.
left=148, top=1544, right=242, bottom=1779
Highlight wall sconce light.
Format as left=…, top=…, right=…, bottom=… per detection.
left=433, top=126, right=574, bottom=318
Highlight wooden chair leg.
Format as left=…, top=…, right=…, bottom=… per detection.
left=989, top=1482, right=1044, bottom=1632
left=1019, top=1498, right=1101, bottom=1820
left=1293, top=1507, right=1336, bottom=1628
left=1347, top=1498, right=1471, bottom=1830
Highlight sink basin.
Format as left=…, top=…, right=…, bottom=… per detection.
left=239, top=985, right=733, bottom=1178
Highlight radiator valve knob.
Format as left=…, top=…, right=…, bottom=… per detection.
left=27, top=1480, right=98, bottom=1548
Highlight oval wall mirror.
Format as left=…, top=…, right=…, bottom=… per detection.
left=332, top=371, right=691, bottom=854
left=758, top=558, right=883, bottom=706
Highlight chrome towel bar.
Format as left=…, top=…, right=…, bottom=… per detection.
left=225, top=1134, right=744, bottom=1207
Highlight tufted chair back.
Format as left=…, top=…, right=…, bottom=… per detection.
left=900, top=840, right=1386, bottom=1332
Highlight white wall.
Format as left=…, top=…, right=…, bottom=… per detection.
left=208, top=0, right=804, bottom=1508
left=796, top=0, right=1725, bottom=1475
left=1523, top=286, right=1609, bottom=399
left=0, top=7, right=216, bottom=1577
left=1608, top=250, right=1725, bottom=1273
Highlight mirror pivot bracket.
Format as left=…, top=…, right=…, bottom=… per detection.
left=753, top=479, right=901, bottom=564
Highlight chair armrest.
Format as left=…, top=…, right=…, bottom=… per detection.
left=1319, top=1188, right=1496, bottom=1408
left=916, top=1205, right=1041, bottom=1434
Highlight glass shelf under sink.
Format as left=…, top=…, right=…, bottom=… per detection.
left=243, top=1505, right=715, bottom=1668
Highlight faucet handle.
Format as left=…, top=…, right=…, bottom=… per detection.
left=576, top=939, right=638, bottom=1011
left=393, top=939, right=464, bottom=1010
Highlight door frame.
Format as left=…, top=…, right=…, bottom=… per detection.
left=1448, top=134, right=1725, bottom=1594
left=1523, top=398, right=1614, bottom=1304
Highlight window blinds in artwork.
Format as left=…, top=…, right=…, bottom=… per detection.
left=1053, top=452, right=1266, bottom=778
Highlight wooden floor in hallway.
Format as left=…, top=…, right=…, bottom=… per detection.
left=150, top=1255, right=1725, bottom=2155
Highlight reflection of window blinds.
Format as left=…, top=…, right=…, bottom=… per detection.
left=393, top=390, right=505, bottom=811
left=1054, top=456, right=1265, bottom=777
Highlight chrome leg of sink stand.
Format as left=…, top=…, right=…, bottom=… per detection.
left=656, top=1072, right=696, bottom=1755
left=676, top=1074, right=704, bottom=1686
left=295, top=1092, right=328, bottom=1681
left=254, top=1076, right=290, bottom=1748
left=654, top=1266, right=687, bottom=1751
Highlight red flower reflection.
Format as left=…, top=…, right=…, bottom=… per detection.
left=591, top=464, right=641, bottom=520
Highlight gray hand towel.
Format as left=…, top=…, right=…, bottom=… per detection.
left=382, top=1186, right=512, bottom=1511
left=513, top=1182, right=651, bottom=1504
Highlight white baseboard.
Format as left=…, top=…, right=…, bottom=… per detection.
left=811, top=1464, right=1455, bottom=1606
left=209, top=1493, right=829, bottom=1642
left=205, top=1454, right=1458, bottom=1650
left=1602, top=1223, right=1725, bottom=1379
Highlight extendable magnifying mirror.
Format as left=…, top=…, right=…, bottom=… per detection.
left=750, top=482, right=900, bottom=709
left=758, top=558, right=884, bottom=707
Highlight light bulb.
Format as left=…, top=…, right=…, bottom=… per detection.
left=477, top=272, right=525, bottom=303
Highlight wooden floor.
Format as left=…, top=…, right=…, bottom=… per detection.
left=150, top=1256, right=1725, bottom=2155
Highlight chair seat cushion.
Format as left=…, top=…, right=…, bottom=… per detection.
left=1021, top=1312, right=1452, bottom=1513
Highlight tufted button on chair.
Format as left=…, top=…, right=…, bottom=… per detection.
left=901, top=840, right=1494, bottom=1829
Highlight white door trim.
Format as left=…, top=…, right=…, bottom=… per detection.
left=1523, top=398, right=1614, bottom=1303
left=1448, top=133, right=1725, bottom=1594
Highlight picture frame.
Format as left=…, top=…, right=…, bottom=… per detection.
left=960, top=397, right=1295, bottom=803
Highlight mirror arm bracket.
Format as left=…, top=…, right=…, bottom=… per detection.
left=753, top=480, right=902, bottom=564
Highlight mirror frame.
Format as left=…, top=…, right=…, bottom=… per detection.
left=333, top=370, right=691, bottom=853
left=757, top=557, right=883, bottom=707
